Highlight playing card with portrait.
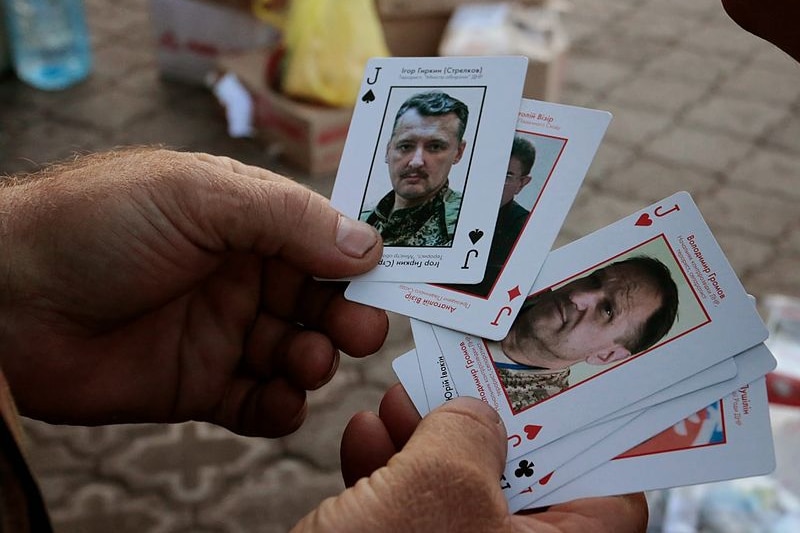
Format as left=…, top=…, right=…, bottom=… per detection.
left=593, top=355, right=738, bottom=423
left=531, top=380, right=775, bottom=509
left=346, top=98, right=612, bottom=337
left=392, top=319, right=774, bottom=511
left=401, top=318, right=742, bottom=500
left=430, top=192, right=768, bottom=462
left=497, top=344, right=774, bottom=504
left=508, top=343, right=776, bottom=511
left=403, top=318, right=737, bottom=418
left=330, top=55, right=528, bottom=283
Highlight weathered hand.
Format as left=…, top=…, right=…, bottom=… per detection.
left=293, top=384, right=648, bottom=532
left=0, top=148, right=388, bottom=437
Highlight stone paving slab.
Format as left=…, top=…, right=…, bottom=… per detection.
left=2, top=0, right=800, bottom=531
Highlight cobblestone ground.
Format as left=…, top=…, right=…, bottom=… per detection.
left=2, top=0, right=800, bottom=531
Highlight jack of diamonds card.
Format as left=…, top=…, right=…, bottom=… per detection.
left=434, top=192, right=768, bottom=460
left=346, top=98, right=611, bottom=337
left=330, top=56, right=528, bottom=283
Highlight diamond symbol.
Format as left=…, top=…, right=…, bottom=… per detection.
left=507, top=285, right=522, bottom=301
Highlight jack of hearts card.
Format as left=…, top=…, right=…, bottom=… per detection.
left=434, top=192, right=768, bottom=461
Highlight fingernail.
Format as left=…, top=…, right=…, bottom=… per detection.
left=486, top=404, right=502, bottom=425
left=482, top=403, right=506, bottom=435
left=336, top=215, right=379, bottom=258
left=480, top=400, right=504, bottom=430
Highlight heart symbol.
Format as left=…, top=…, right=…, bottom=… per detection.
left=361, top=89, right=375, bottom=103
left=635, top=213, right=653, bottom=227
left=523, top=424, right=542, bottom=440
left=468, top=229, right=484, bottom=244
left=538, top=471, right=554, bottom=485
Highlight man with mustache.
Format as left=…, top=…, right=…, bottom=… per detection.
left=493, top=256, right=680, bottom=412
left=361, top=91, right=468, bottom=247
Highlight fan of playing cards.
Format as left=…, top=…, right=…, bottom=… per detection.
left=330, top=56, right=777, bottom=512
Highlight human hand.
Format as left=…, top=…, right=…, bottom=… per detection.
left=293, top=384, right=648, bottom=532
left=720, top=0, right=800, bottom=61
left=0, top=148, right=388, bottom=437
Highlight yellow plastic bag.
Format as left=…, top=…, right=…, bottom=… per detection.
left=281, top=0, right=390, bottom=107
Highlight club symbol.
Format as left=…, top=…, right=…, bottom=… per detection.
left=468, top=229, right=484, bottom=244
left=514, top=459, right=535, bottom=478
left=361, top=89, right=376, bottom=103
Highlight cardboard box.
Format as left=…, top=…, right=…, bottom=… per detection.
left=522, top=49, right=566, bottom=102
left=377, top=0, right=544, bottom=56
left=380, top=15, right=451, bottom=57
left=149, top=0, right=279, bottom=85
left=378, top=0, right=565, bottom=101
left=218, top=50, right=353, bottom=176
left=438, top=2, right=569, bottom=101
left=200, top=0, right=253, bottom=12
left=376, top=0, right=549, bottom=18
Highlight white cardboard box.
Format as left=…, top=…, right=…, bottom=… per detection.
left=439, top=2, right=569, bottom=102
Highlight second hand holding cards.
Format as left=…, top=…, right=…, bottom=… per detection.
left=330, top=56, right=528, bottom=284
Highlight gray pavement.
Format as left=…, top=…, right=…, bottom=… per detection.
left=2, top=0, right=800, bottom=531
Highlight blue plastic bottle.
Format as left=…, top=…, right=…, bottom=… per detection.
left=3, top=0, right=92, bottom=90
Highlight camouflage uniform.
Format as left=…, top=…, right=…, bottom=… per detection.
left=360, top=183, right=462, bottom=247
left=496, top=365, right=570, bottom=413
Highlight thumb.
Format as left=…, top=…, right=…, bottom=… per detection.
left=181, top=152, right=382, bottom=279
left=293, top=398, right=511, bottom=532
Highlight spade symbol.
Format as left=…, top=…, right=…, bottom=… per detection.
left=361, top=89, right=376, bottom=104
left=468, top=229, right=484, bottom=244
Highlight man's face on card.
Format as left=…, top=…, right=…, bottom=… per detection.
left=385, top=108, right=466, bottom=209
left=501, top=155, right=532, bottom=207
left=501, top=262, right=664, bottom=369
